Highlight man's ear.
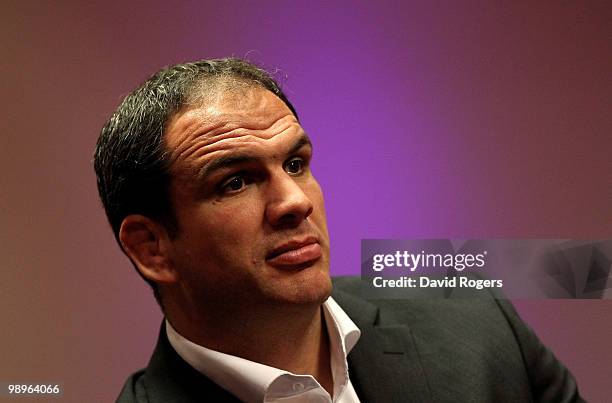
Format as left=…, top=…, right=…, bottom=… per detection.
left=119, top=215, right=178, bottom=284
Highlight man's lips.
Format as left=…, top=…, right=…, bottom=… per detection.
left=266, top=238, right=322, bottom=268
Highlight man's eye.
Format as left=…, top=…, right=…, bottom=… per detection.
left=284, top=158, right=305, bottom=175
left=221, top=176, right=246, bottom=193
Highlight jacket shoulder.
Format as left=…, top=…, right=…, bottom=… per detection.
left=331, top=275, right=583, bottom=402
left=116, top=369, right=148, bottom=403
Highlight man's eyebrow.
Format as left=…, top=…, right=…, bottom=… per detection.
left=288, top=134, right=312, bottom=155
left=198, top=134, right=312, bottom=180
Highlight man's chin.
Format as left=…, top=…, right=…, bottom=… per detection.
left=261, top=265, right=333, bottom=306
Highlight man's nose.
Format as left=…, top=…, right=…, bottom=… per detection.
left=265, top=172, right=314, bottom=228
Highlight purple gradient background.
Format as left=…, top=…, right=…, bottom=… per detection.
left=1, top=1, right=611, bottom=402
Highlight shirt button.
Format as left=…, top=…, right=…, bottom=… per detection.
left=292, top=382, right=305, bottom=392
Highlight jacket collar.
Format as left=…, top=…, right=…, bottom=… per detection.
left=332, top=286, right=433, bottom=403
left=143, top=283, right=433, bottom=403
left=143, top=324, right=241, bottom=403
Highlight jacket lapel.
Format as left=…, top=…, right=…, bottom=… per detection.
left=144, top=288, right=433, bottom=403
left=333, top=288, right=433, bottom=403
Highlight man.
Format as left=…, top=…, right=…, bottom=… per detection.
left=95, top=58, right=583, bottom=402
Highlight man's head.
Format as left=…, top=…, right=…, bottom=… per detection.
left=94, top=58, right=332, bottom=317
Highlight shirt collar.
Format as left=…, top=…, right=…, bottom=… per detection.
left=323, top=296, right=361, bottom=354
left=166, top=297, right=361, bottom=403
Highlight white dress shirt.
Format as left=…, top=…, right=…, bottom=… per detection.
left=166, top=297, right=362, bottom=403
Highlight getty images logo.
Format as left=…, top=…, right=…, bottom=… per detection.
left=371, top=250, right=488, bottom=272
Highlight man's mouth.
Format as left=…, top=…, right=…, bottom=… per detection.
left=266, top=237, right=322, bottom=268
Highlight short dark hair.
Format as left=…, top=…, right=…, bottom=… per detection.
left=94, top=58, right=298, bottom=298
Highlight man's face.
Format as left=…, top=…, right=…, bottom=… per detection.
left=163, top=85, right=332, bottom=314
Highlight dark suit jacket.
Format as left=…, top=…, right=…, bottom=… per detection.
left=117, top=277, right=583, bottom=402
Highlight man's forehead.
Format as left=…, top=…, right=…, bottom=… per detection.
left=166, top=86, right=293, bottom=142
left=164, top=86, right=302, bottom=169
left=187, top=84, right=275, bottom=120
left=194, top=133, right=312, bottom=181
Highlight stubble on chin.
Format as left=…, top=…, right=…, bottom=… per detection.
left=269, top=262, right=333, bottom=306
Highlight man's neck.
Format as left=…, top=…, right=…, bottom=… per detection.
left=167, top=301, right=334, bottom=396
